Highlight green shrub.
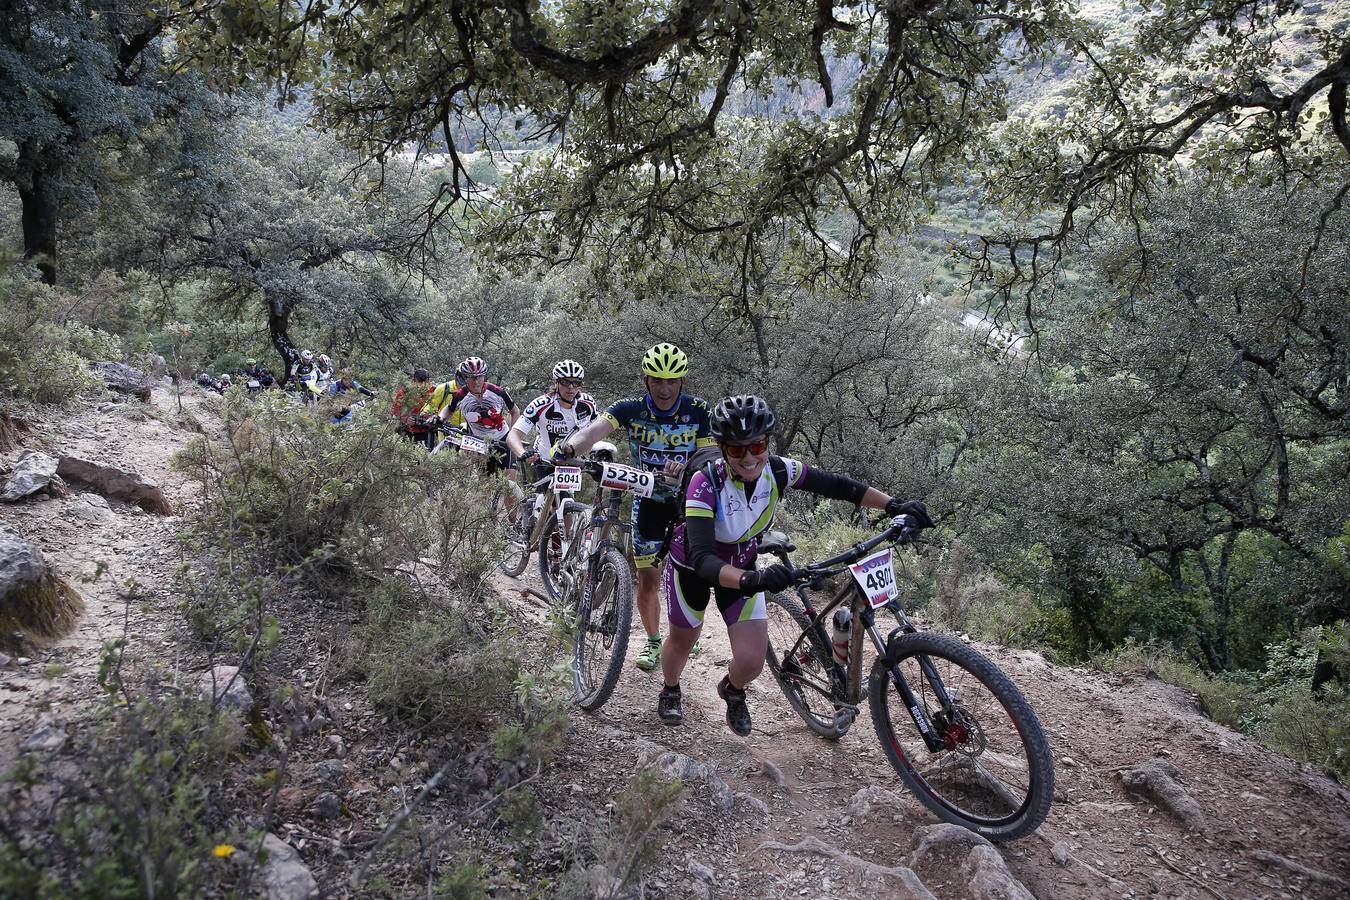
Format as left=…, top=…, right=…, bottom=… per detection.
left=0, top=681, right=244, bottom=899
left=0, top=268, right=121, bottom=405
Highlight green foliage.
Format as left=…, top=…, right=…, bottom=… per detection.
left=436, top=856, right=489, bottom=900
left=564, top=770, right=684, bottom=899
left=0, top=266, right=121, bottom=404
left=0, top=688, right=243, bottom=898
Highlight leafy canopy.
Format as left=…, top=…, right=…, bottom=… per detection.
left=172, top=0, right=1350, bottom=300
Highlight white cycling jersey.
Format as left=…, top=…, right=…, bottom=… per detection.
left=512, top=391, right=599, bottom=456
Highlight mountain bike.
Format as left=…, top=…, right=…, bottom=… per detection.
left=537, top=452, right=657, bottom=710
left=761, top=515, right=1054, bottom=841
left=497, top=442, right=614, bottom=581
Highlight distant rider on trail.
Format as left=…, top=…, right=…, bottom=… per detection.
left=434, top=356, right=522, bottom=475
left=551, top=343, right=714, bottom=673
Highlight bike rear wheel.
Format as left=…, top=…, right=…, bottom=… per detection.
left=868, top=632, right=1054, bottom=841
left=537, top=514, right=565, bottom=602
left=764, top=593, right=846, bottom=740
left=573, top=547, right=634, bottom=711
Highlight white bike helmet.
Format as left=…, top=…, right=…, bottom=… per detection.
left=552, top=359, right=585, bottom=381
left=300, top=349, right=314, bottom=362
left=458, top=356, right=488, bottom=378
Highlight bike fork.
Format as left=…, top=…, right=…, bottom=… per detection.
left=860, top=608, right=949, bottom=753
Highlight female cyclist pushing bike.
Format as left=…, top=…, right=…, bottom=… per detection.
left=659, top=394, right=932, bottom=735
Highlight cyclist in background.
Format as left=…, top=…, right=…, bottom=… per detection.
left=315, top=354, right=336, bottom=392
left=553, top=343, right=714, bottom=673
left=657, top=394, right=933, bottom=736
left=290, top=350, right=322, bottom=404
left=435, top=356, right=522, bottom=475
left=506, top=359, right=599, bottom=466
left=393, top=367, right=437, bottom=449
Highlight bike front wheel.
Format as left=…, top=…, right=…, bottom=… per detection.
left=765, top=593, right=847, bottom=740
left=537, top=514, right=565, bottom=602
left=572, top=547, right=634, bottom=711
left=869, top=632, right=1054, bottom=841
left=492, top=474, right=529, bottom=576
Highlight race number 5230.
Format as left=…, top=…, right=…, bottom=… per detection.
left=599, top=462, right=655, bottom=498
left=848, top=549, right=897, bottom=608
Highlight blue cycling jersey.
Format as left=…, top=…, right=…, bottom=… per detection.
left=601, top=392, right=714, bottom=500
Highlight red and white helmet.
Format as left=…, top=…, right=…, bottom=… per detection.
left=552, top=359, right=585, bottom=381
left=458, top=356, right=488, bottom=378
left=318, top=354, right=331, bottom=367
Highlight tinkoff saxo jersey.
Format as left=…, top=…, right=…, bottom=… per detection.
left=601, top=393, right=714, bottom=500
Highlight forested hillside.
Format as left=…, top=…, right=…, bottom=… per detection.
left=2, top=1, right=1348, bottom=896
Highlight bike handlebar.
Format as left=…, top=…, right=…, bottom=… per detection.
left=790, top=514, right=923, bottom=583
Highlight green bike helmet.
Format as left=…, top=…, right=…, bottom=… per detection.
left=641, top=343, right=688, bottom=379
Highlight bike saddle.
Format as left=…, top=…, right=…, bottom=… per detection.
left=758, top=531, right=796, bottom=555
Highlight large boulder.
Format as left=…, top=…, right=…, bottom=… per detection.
left=1, top=450, right=63, bottom=502
left=0, top=528, right=83, bottom=651
left=56, top=456, right=172, bottom=515
left=92, top=361, right=152, bottom=402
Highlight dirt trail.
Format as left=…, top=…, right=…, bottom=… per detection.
left=5, top=393, right=1349, bottom=898
left=499, top=561, right=1350, bottom=899
left=0, top=384, right=218, bottom=769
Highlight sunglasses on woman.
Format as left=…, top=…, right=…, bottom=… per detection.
left=723, top=437, right=769, bottom=458
left=557, top=379, right=583, bottom=388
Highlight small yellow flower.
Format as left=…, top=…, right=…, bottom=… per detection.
left=213, top=844, right=237, bottom=858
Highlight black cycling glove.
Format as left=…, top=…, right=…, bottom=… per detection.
left=740, top=563, right=794, bottom=594
left=884, top=497, right=935, bottom=529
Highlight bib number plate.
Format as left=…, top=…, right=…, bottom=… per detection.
left=552, top=466, right=582, bottom=493
left=848, top=548, right=897, bottom=608
left=599, top=462, right=655, bottom=498
left=457, top=434, right=489, bottom=455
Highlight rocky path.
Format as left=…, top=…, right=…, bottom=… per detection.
left=500, top=564, right=1350, bottom=899
left=0, top=384, right=216, bottom=769
left=5, top=391, right=1349, bottom=899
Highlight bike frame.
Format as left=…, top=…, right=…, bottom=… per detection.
left=770, top=521, right=957, bottom=754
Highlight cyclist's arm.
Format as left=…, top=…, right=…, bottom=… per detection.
left=558, top=416, right=615, bottom=457
left=435, top=390, right=463, bottom=423
left=505, top=420, right=530, bottom=457
left=794, top=464, right=901, bottom=520
left=684, top=513, right=751, bottom=588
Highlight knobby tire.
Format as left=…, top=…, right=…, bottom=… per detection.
left=572, top=547, right=633, bottom=711
left=764, top=593, right=847, bottom=740
left=537, top=514, right=565, bottom=602
left=868, top=632, right=1054, bottom=841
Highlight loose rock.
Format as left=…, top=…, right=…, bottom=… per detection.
left=649, top=751, right=734, bottom=812
left=0, top=529, right=84, bottom=650
left=259, top=833, right=319, bottom=900
left=845, top=785, right=907, bottom=822
left=21, top=714, right=68, bottom=753
left=57, top=456, right=172, bottom=515
left=1, top=450, right=59, bottom=501
left=310, top=791, right=342, bottom=820
left=93, top=361, right=153, bottom=402
left=196, top=665, right=253, bottom=713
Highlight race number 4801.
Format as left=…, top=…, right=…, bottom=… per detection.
left=848, top=549, right=898, bottom=608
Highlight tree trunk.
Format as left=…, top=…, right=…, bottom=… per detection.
left=266, top=291, right=298, bottom=386
left=19, top=167, right=58, bottom=286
